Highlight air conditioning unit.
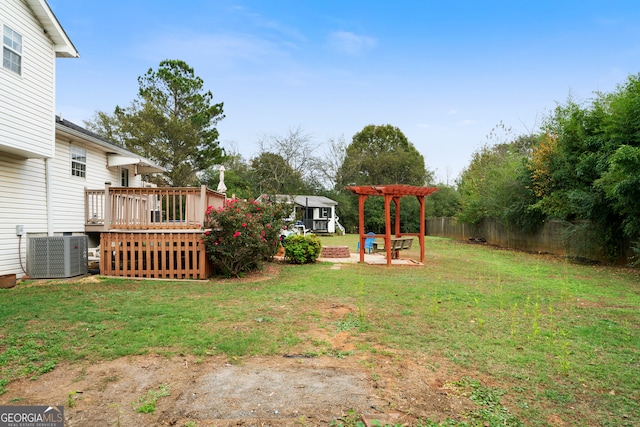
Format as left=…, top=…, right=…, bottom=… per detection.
left=28, top=236, right=88, bottom=279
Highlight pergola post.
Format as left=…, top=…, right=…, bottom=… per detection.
left=384, top=194, right=393, bottom=266
left=346, top=184, right=439, bottom=266
left=418, top=195, right=425, bottom=263
left=358, top=194, right=367, bottom=263
left=393, top=196, right=401, bottom=237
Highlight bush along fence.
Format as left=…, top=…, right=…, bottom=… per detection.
left=426, top=217, right=632, bottom=264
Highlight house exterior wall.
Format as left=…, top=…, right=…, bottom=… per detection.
left=0, top=0, right=57, bottom=158
left=50, top=136, right=143, bottom=234
left=0, top=154, right=48, bottom=277
left=0, top=131, right=149, bottom=278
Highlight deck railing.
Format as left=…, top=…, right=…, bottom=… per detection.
left=85, top=185, right=225, bottom=231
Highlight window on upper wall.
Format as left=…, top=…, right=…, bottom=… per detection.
left=3, top=25, right=22, bottom=75
left=320, top=207, right=330, bottom=218
left=71, top=146, right=86, bottom=178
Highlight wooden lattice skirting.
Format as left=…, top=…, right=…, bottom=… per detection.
left=100, top=231, right=212, bottom=279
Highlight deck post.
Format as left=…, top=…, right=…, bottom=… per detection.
left=104, top=183, right=112, bottom=230
left=199, top=184, right=207, bottom=226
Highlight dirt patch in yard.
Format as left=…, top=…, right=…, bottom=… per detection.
left=3, top=353, right=474, bottom=427
left=2, top=349, right=474, bottom=427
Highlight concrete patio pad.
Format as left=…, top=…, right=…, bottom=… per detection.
left=317, top=252, right=422, bottom=266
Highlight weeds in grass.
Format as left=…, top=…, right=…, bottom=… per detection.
left=67, top=390, right=80, bottom=408
left=453, top=377, right=524, bottom=426
left=555, top=329, right=572, bottom=376
left=530, top=301, right=541, bottom=341
left=294, top=415, right=308, bottom=426
left=325, top=349, right=354, bottom=359
left=356, top=277, right=367, bottom=326
left=109, top=403, right=121, bottom=427
left=510, top=302, right=519, bottom=342
left=473, top=297, right=485, bottom=329
left=329, top=409, right=364, bottom=427
left=430, top=283, right=439, bottom=317
left=335, top=313, right=369, bottom=333
left=132, top=385, right=170, bottom=413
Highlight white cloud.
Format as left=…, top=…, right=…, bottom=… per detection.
left=326, top=31, right=376, bottom=55
left=140, top=32, right=284, bottom=65
left=457, top=119, right=478, bottom=126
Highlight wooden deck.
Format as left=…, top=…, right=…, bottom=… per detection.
left=86, top=185, right=225, bottom=279
left=85, top=185, right=225, bottom=232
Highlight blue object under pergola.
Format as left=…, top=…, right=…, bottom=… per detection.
left=346, top=184, right=439, bottom=266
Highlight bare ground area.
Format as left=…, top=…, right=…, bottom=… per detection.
left=2, top=351, right=476, bottom=427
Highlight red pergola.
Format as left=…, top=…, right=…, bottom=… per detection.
left=346, top=184, right=439, bottom=265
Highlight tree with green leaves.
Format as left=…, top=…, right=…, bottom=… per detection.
left=336, top=124, right=432, bottom=188
left=255, top=127, right=328, bottom=193
left=86, top=59, right=225, bottom=187
left=533, top=74, right=640, bottom=261
left=426, top=183, right=460, bottom=218
left=249, top=152, right=308, bottom=196
left=456, top=136, right=540, bottom=229
left=597, top=145, right=640, bottom=238
left=334, top=124, right=433, bottom=232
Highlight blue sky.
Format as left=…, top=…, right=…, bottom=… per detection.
left=48, top=1, right=640, bottom=184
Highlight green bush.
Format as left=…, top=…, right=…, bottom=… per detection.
left=283, top=234, right=322, bottom=264
left=202, top=197, right=284, bottom=277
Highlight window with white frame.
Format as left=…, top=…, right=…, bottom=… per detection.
left=71, top=146, right=86, bottom=178
left=3, top=25, right=22, bottom=75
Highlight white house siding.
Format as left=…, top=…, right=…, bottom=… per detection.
left=0, top=154, right=48, bottom=277
left=0, top=0, right=56, bottom=159
left=327, top=207, right=336, bottom=234
left=50, top=137, right=143, bottom=233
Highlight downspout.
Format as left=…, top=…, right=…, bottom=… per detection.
left=45, top=158, right=54, bottom=236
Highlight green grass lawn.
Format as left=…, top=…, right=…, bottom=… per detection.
left=1, top=235, right=638, bottom=426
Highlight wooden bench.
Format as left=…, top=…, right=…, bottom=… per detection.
left=373, top=237, right=413, bottom=259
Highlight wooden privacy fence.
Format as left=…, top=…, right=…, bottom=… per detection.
left=426, top=217, right=631, bottom=264
left=100, top=231, right=212, bottom=279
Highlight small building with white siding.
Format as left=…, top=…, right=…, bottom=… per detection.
left=274, top=194, right=341, bottom=234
